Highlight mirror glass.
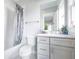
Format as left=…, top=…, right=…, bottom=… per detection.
left=40, top=0, right=65, bottom=33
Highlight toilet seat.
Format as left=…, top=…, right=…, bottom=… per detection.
left=19, top=45, right=32, bottom=58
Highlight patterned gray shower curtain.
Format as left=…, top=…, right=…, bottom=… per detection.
left=14, top=4, right=23, bottom=46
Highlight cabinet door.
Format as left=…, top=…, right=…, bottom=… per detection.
left=50, top=45, right=75, bottom=59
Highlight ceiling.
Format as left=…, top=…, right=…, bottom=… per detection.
left=5, top=0, right=61, bottom=8
left=5, top=0, right=61, bottom=13
left=13, top=0, right=61, bottom=15
left=40, top=0, right=61, bottom=14
left=13, top=0, right=59, bottom=7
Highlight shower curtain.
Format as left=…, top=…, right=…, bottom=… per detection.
left=14, top=4, right=23, bottom=46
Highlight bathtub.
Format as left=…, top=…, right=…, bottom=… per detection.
left=4, top=44, right=22, bottom=59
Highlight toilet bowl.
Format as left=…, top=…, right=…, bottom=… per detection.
left=19, top=36, right=35, bottom=59
left=19, top=45, right=32, bottom=59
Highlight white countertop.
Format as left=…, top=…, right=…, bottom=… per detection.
left=36, top=34, right=75, bottom=39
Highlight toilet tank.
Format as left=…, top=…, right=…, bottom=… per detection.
left=27, top=35, right=36, bottom=46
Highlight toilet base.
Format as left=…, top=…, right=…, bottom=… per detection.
left=21, top=55, right=31, bottom=59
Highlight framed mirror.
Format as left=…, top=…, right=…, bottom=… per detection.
left=40, top=0, right=65, bottom=33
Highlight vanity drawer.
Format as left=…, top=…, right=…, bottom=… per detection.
left=37, top=54, right=49, bottom=59
left=37, top=44, right=49, bottom=55
left=37, top=37, right=49, bottom=44
left=50, top=38, right=75, bottom=47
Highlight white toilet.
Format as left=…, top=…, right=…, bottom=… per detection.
left=19, top=45, right=32, bottom=59
left=19, top=36, right=35, bottom=59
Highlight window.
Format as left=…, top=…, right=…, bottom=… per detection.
left=68, top=0, right=75, bottom=27
left=68, top=0, right=75, bottom=34
left=57, top=0, right=65, bottom=30
left=58, top=4, right=65, bottom=29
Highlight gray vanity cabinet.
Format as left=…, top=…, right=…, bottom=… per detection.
left=37, top=36, right=75, bottom=59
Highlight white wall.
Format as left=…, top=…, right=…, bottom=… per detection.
left=23, top=2, right=41, bottom=46
left=4, top=0, right=16, bottom=50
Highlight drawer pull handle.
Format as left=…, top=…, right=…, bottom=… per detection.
left=40, top=40, right=46, bottom=41
left=40, top=48, right=47, bottom=51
